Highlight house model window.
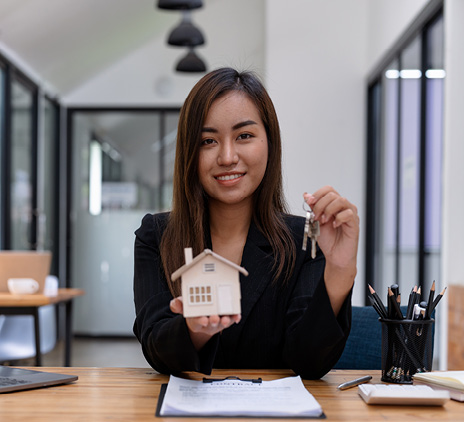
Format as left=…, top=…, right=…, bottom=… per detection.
left=188, top=285, right=213, bottom=305
left=171, top=248, right=248, bottom=318
left=203, top=263, right=215, bottom=272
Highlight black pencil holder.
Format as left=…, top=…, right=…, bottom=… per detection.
left=380, top=318, right=434, bottom=384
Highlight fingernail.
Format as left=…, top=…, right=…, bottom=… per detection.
left=304, top=193, right=316, bottom=204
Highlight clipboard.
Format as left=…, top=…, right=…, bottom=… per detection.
left=155, top=376, right=326, bottom=419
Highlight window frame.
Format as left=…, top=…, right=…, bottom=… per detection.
left=365, top=0, right=444, bottom=302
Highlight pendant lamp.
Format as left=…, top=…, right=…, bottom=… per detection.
left=175, top=49, right=207, bottom=73
left=157, top=0, right=203, bottom=10
left=167, top=12, right=205, bottom=46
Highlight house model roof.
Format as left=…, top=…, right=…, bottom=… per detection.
left=171, top=249, right=249, bottom=281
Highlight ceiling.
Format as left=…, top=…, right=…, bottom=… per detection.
left=0, top=0, right=191, bottom=95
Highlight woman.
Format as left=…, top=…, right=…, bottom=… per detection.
left=133, top=67, right=359, bottom=379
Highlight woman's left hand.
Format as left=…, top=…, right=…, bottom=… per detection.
left=304, top=186, right=359, bottom=314
left=304, top=186, right=359, bottom=269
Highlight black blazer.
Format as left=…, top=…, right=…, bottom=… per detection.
left=133, top=212, right=352, bottom=379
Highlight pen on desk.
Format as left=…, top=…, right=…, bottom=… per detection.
left=337, top=375, right=372, bottom=390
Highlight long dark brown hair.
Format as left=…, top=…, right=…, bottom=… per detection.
left=160, top=67, right=296, bottom=296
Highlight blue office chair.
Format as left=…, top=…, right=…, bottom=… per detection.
left=334, top=305, right=383, bottom=369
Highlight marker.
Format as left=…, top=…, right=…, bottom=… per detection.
left=337, top=375, right=372, bottom=390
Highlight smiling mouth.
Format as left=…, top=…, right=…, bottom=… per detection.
left=215, top=174, right=244, bottom=181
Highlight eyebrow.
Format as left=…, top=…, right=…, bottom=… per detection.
left=201, top=119, right=258, bottom=133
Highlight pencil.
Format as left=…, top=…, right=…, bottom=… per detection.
left=388, top=287, right=404, bottom=319
left=429, top=286, right=447, bottom=315
left=425, top=281, right=435, bottom=319
left=406, top=285, right=417, bottom=320
left=368, top=284, right=388, bottom=319
left=368, top=295, right=387, bottom=319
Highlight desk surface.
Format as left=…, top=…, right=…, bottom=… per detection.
left=0, top=368, right=461, bottom=421
left=0, top=288, right=84, bottom=306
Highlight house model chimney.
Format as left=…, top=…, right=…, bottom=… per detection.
left=184, top=248, right=193, bottom=265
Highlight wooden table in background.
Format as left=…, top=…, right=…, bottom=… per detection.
left=0, top=288, right=84, bottom=366
left=0, top=368, right=461, bottom=421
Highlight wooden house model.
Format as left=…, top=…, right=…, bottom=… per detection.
left=171, top=248, right=248, bottom=318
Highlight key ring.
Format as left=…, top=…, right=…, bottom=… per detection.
left=303, top=201, right=315, bottom=221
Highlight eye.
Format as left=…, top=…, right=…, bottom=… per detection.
left=237, top=133, right=252, bottom=141
left=201, top=138, right=217, bottom=146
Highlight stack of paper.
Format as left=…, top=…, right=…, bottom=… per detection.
left=158, top=375, right=324, bottom=418
left=413, top=371, right=464, bottom=402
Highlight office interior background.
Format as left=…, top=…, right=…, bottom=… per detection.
left=1, top=0, right=463, bottom=369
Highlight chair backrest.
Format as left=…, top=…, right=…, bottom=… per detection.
left=334, top=306, right=383, bottom=369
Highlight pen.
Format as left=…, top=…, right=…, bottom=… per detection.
left=337, top=375, right=372, bottom=390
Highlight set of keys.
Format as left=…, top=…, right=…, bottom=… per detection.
left=302, top=203, right=320, bottom=259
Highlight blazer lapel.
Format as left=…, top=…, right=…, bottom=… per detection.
left=238, top=221, right=274, bottom=323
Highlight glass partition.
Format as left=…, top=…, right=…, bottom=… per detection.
left=0, top=66, right=4, bottom=247
left=70, top=109, right=179, bottom=335
left=398, top=35, right=422, bottom=287
left=10, top=79, right=35, bottom=250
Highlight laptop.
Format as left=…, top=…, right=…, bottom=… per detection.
left=0, top=251, right=52, bottom=294
left=0, top=366, right=78, bottom=393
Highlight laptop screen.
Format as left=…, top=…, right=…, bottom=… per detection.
left=0, top=251, right=52, bottom=294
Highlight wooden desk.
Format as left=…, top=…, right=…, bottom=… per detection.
left=0, top=368, right=461, bottom=421
left=0, top=288, right=84, bottom=366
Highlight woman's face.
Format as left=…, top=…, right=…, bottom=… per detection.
left=198, top=91, right=268, bottom=209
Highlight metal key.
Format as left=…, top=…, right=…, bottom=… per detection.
left=302, top=211, right=311, bottom=251
left=302, top=201, right=320, bottom=258
left=308, top=213, right=320, bottom=259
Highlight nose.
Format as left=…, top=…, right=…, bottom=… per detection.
left=217, top=140, right=239, bottom=166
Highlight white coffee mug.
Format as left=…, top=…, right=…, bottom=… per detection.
left=7, top=278, right=39, bottom=295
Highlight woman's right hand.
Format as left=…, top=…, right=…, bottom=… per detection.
left=170, top=297, right=241, bottom=350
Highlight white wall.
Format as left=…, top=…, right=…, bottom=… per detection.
left=442, top=0, right=464, bottom=289
left=366, top=0, right=429, bottom=71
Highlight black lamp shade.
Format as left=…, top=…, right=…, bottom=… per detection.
left=176, top=50, right=207, bottom=73
left=168, top=20, right=205, bottom=47
left=157, top=0, right=203, bottom=10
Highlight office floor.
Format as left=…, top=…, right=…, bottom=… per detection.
left=16, top=337, right=150, bottom=368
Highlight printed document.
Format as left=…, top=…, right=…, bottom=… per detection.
left=159, top=375, right=323, bottom=417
